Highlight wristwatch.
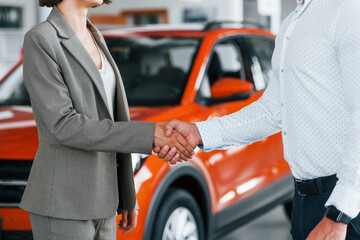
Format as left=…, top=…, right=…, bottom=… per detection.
left=325, top=205, right=351, bottom=224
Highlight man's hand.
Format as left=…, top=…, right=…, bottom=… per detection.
left=119, top=210, right=138, bottom=234
left=153, top=120, right=202, bottom=161
left=306, top=217, right=347, bottom=240
left=153, top=122, right=195, bottom=163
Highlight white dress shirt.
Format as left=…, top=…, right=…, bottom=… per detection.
left=196, top=0, right=360, bottom=218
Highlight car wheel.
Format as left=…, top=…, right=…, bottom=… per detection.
left=151, top=188, right=205, bottom=240
left=283, top=200, right=293, bottom=220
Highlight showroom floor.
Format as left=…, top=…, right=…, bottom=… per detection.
left=219, top=206, right=292, bottom=240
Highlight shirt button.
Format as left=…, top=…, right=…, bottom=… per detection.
left=281, top=69, right=284, bottom=73
left=281, top=103, right=284, bottom=107
left=286, top=36, right=290, bottom=41
left=283, top=131, right=287, bottom=136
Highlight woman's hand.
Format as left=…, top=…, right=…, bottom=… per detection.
left=119, top=210, right=138, bottom=234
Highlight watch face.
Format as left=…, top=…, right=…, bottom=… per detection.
left=326, top=206, right=340, bottom=221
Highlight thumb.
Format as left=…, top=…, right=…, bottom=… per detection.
left=153, top=146, right=161, bottom=153
left=165, top=120, right=179, bottom=136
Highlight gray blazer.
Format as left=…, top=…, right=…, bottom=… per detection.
left=20, top=6, right=155, bottom=220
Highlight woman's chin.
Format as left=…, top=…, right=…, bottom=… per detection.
left=82, top=0, right=103, bottom=8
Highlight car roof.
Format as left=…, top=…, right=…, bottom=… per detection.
left=101, top=24, right=206, bottom=38
left=100, top=23, right=274, bottom=39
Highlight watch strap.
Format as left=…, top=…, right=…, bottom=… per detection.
left=325, top=205, right=351, bottom=224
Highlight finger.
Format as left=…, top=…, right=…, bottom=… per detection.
left=173, top=153, right=181, bottom=162
left=164, top=147, right=177, bottom=162
left=121, top=211, right=128, bottom=229
left=178, top=151, right=190, bottom=161
left=171, top=153, right=181, bottom=164
left=165, top=120, right=180, bottom=136
left=119, top=212, right=125, bottom=230
left=119, top=220, right=124, bottom=230
left=175, top=142, right=192, bottom=159
left=157, top=145, right=170, bottom=159
left=176, top=134, right=195, bottom=155
left=177, top=156, right=185, bottom=162
left=167, top=153, right=180, bottom=163
left=123, top=222, right=136, bottom=234
left=124, top=211, right=138, bottom=234
left=153, top=146, right=161, bottom=153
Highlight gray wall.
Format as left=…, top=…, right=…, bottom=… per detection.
left=0, top=0, right=37, bottom=78
left=281, top=0, right=297, bottom=21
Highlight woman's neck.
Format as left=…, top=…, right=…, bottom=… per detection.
left=57, top=1, right=89, bottom=35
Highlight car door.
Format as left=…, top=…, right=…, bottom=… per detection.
left=194, top=35, right=287, bottom=214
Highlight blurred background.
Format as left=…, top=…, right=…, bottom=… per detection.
left=0, top=0, right=296, bottom=78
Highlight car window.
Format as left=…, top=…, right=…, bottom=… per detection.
left=246, top=37, right=275, bottom=90
left=207, top=41, right=245, bottom=86
left=197, top=40, right=246, bottom=101
left=216, top=44, right=242, bottom=73
left=0, top=64, right=30, bottom=106
left=105, top=37, right=201, bottom=106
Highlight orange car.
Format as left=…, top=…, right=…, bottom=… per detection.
left=0, top=23, right=293, bottom=240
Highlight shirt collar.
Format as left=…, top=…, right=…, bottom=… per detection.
left=296, top=0, right=303, bottom=6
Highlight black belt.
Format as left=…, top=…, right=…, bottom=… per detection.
left=294, top=174, right=338, bottom=196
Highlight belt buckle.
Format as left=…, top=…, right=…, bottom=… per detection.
left=298, top=190, right=307, bottom=197
left=295, top=179, right=307, bottom=196
left=297, top=189, right=307, bottom=197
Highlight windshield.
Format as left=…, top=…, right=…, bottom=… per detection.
left=0, top=64, right=30, bottom=106
left=0, top=37, right=201, bottom=107
left=105, top=37, right=201, bottom=106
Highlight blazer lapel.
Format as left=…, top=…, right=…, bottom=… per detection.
left=47, top=6, right=111, bottom=118
left=61, top=38, right=111, bottom=115
left=87, top=22, right=130, bottom=122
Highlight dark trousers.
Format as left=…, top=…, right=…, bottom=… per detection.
left=291, top=184, right=360, bottom=240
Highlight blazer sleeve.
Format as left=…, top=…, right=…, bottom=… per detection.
left=23, top=29, right=155, bottom=154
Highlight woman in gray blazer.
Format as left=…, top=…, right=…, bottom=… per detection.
left=20, top=0, right=194, bottom=239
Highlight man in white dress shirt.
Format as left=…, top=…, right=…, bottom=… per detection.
left=155, top=0, right=360, bottom=239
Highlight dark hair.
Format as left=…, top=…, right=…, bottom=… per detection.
left=39, top=0, right=112, bottom=7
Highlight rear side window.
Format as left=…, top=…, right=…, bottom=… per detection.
left=197, top=39, right=247, bottom=102
left=246, top=37, right=275, bottom=90
left=206, top=40, right=246, bottom=87
left=215, top=43, right=243, bottom=74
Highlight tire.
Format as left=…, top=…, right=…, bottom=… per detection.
left=284, top=200, right=293, bottom=220
left=151, top=188, right=205, bottom=240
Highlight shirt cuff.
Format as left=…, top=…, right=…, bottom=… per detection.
left=195, top=120, right=223, bottom=151
left=325, top=180, right=360, bottom=219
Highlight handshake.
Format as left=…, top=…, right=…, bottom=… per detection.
left=153, top=120, right=203, bottom=164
